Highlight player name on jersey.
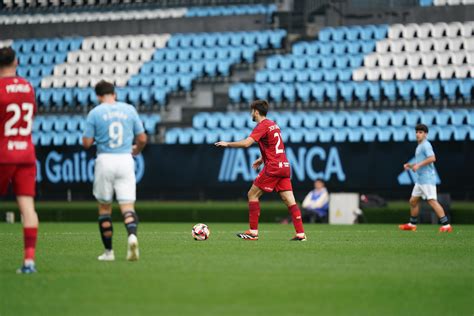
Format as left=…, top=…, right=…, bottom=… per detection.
left=5, top=83, right=31, bottom=93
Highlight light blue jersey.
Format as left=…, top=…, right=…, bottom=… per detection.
left=415, top=139, right=436, bottom=185
left=83, top=102, right=144, bottom=154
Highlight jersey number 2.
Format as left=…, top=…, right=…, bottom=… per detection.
left=108, top=121, right=124, bottom=148
left=4, top=103, right=34, bottom=136
left=274, top=132, right=284, bottom=154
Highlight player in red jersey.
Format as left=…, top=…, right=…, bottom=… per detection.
left=215, top=100, right=306, bottom=241
left=0, top=47, right=39, bottom=273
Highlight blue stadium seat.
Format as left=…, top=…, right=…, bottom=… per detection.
left=283, top=85, right=296, bottom=102
left=459, top=79, right=473, bottom=101
left=347, top=41, right=362, bottom=54
left=381, top=81, right=397, bottom=101
left=349, top=54, right=364, bottom=68
left=438, top=126, right=455, bottom=141
left=427, top=80, right=441, bottom=100
left=347, top=111, right=363, bottom=127
left=295, top=69, right=310, bottom=83
left=450, top=109, right=468, bottom=126
left=367, top=81, right=381, bottom=101
left=413, top=80, right=429, bottom=100
left=304, top=130, right=318, bottom=143
left=53, top=117, right=67, bottom=132
left=420, top=110, right=437, bottom=125
left=307, top=56, right=322, bottom=69
left=39, top=132, right=53, bottom=146
left=317, top=111, right=332, bottom=128
left=282, top=70, right=297, bottom=83
left=269, top=84, right=284, bottom=103
left=338, top=82, right=355, bottom=102
left=348, top=127, right=363, bottom=142
left=390, top=110, right=407, bottom=126
left=435, top=110, right=453, bottom=125
left=323, top=69, right=337, bottom=81
left=354, top=81, right=369, bottom=102
left=453, top=125, right=469, bottom=141
left=52, top=132, right=66, bottom=146
left=334, top=127, right=349, bottom=142
left=242, top=45, right=258, bottom=63
left=375, top=111, right=391, bottom=127
left=311, top=83, right=325, bottom=103
left=325, top=83, right=338, bottom=102
left=321, top=56, right=335, bottom=68
left=152, top=88, right=167, bottom=106
left=361, top=111, right=377, bottom=127
left=66, top=116, right=81, bottom=132
left=206, top=114, right=219, bottom=129
left=331, top=111, right=348, bottom=128
left=268, top=70, right=282, bottom=83
left=405, top=110, right=422, bottom=126
left=242, top=84, right=254, bottom=103
left=254, top=83, right=271, bottom=100
left=392, top=127, right=407, bottom=142
left=288, top=128, right=304, bottom=143
left=318, top=128, right=334, bottom=142
left=319, top=28, right=333, bottom=42
left=362, top=127, right=377, bottom=142
left=333, top=41, right=347, bottom=54
left=397, top=81, right=413, bottom=101
left=374, top=25, right=388, bottom=40
left=303, top=112, right=318, bottom=128
left=320, top=42, right=333, bottom=55
left=377, top=127, right=392, bottom=142
left=296, top=83, right=311, bottom=103
left=346, top=26, right=362, bottom=41
left=309, top=69, right=323, bottom=82
left=335, top=56, right=350, bottom=68
left=228, top=84, right=243, bottom=103
left=442, top=79, right=459, bottom=101
left=361, top=40, right=376, bottom=54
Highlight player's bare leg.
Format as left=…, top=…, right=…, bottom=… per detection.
left=119, top=203, right=139, bottom=261
left=17, top=196, right=38, bottom=274
left=400, top=196, right=420, bottom=231
left=279, top=191, right=306, bottom=241
left=427, top=199, right=452, bottom=232
left=97, top=203, right=115, bottom=261
left=237, top=184, right=264, bottom=240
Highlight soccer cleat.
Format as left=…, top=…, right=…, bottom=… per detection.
left=399, top=223, right=417, bottom=231
left=290, top=234, right=307, bottom=241
left=236, top=230, right=259, bottom=240
left=16, top=261, right=37, bottom=274
left=127, top=234, right=139, bottom=261
left=98, top=250, right=115, bottom=261
left=439, top=224, right=453, bottom=233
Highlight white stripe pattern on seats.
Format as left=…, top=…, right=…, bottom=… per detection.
left=41, top=34, right=170, bottom=89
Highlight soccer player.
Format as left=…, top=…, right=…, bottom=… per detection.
left=83, top=80, right=147, bottom=261
left=215, top=100, right=306, bottom=241
left=399, top=124, right=452, bottom=233
left=0, top=47, right=39, bottom=274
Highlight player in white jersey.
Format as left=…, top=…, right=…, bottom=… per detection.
left=83, top=81, right=147, bottom=261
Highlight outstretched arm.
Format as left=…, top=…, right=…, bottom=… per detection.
left=215, top=137, right=255, bottom=148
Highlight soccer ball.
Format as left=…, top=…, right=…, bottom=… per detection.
left=192, top=223, right=210, bottom=241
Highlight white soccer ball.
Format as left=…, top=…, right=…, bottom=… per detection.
left=192, top=223, right=210, bottom=241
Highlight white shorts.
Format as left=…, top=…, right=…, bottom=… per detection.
left=93, top=153, right=136, bottom=204
left=411, top=183, right=437, bottom=200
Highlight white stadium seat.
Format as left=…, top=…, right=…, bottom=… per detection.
left=436, top=52, right=450, bottom=66
left=352, top=68, right=366, bottom=81
left=447, top=0, right=461, bottom=4
left=440, top=65, right=455, bottom=79
left=431, top=22, right=448, bottom=38
left=421, top=52, right=436, bottom=66
left=364, top=54, right=377, bottom=67
left=395, top=67, right=410, bottom=80
left=407, top=53, right=422, bottom=67
left=446, top=22, right=462, bottom=37
left=402, top=24, right=418, bottom=39
left=460, top=22, right=474, bottom=37
left=410, top=66, right=425, bottom=80
left=424, top=66, right=440, bottom=79
left=464, top=37, right=474, bottom=51
left=454, top=65, right=469, bottom=78
left=390, top=39, right=404, bottom=53
left=388, top=24, right=404, bottom=39
left=448, top=37, right=463, bottom=51
left=416, top=23, right=432, bottom=39
left=378, top=53, right=392, bottom=67
left=434, top=0, right=447, bottom=5
left=366, top=68, right=381, bottom=81
left=419, top=38, right=434, bottom=52
left=393, top=53, right=407, bottom=67
left=451, top=51, right=466, bottom=65
left=433, top=38, right=449, bottom=51
left=404, top=39, right=419, bottom=52
left=376, top=40, right=390, bottom=53
left=380, top=67, right=395, bottom=80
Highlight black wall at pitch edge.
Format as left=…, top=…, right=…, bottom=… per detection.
left=33, top=141, right=474, bottom=201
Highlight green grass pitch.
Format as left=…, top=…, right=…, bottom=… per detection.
left=1, top=223, right=473, bottom=316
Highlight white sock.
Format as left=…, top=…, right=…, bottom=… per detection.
left=249, top=229, right=258, bottom=235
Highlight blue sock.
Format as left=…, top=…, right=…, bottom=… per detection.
left=409, top=216, right=418, bottom=225
left=440, top=216, right=449, bottom=226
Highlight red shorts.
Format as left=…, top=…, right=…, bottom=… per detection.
left=0, top=163, right=36, bottom=197
left=253, top=168, right=293, bottom=193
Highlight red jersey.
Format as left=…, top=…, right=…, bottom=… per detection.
left=250, top=118, right=290, bottom=177
left=0, top=76, right=36, bottom=164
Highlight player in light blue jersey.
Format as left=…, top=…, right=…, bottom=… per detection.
left=399, top=124, right=452, bottom=233
left=83, top=80, right=147, bottom=261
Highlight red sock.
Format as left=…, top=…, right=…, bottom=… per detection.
left=248, top=201, right=260, bottom=230
left=288, top=204, right=305, bottom=234
left=23, top=227, right=38, bottom=261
